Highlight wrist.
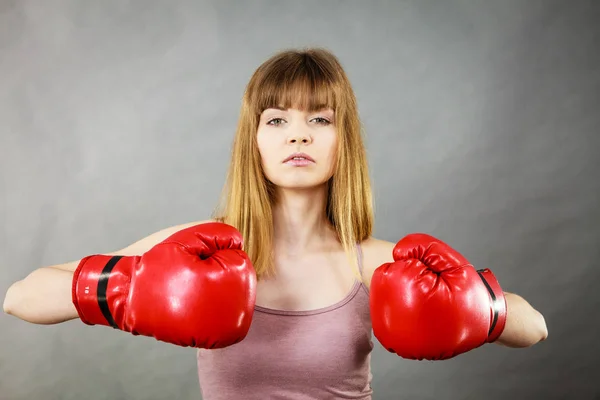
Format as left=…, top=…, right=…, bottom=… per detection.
left=476, top=268, right=507, bottom=342
left=72, top=254, right=130, bottom=328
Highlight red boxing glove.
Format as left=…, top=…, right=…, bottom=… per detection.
left=370, top=233, right=507, bottom=360
left=72, top=222, right=257, bottom=349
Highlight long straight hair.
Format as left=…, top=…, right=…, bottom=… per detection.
left=213, top=48, right=373, bottom=280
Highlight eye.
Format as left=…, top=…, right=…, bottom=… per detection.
left=267, top=118, right=285, bottom=126
left=311, top=117, right=331, bottom=125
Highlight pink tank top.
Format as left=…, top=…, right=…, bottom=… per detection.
left=196, top=245, right=374, bottom=399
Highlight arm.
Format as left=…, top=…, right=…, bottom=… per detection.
left=493, top=292, right=548, bottom=348
left=4, top=260, right=93, bottom=324
left=3, top=220, right=213, bottom=325
left=363, top=237, right=548, bottom=360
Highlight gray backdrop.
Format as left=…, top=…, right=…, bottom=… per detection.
left=1, top=1, right=599, bottom=399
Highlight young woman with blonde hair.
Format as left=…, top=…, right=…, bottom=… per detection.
left=4, top=48, right=548, bottom=399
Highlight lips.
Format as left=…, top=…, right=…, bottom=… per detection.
left=283, top=153, right=315, bottom=163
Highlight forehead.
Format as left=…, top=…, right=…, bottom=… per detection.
left=256, top=87, right=336, bottom=115
left=251, top=68, right=337, bottom=115
left=261, top=105, right=334, bottom=113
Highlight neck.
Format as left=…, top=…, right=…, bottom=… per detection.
left=271, top=185, right=337, bottom=256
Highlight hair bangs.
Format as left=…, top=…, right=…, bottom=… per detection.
left=250, top=54, right=338, bottom=116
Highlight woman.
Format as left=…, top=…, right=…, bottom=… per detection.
left=3, top=48, right=548, bottom=399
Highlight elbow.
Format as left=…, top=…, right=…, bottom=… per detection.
left=536, top=311, right=548, bottom=343
left=3, top=282, right=20, bottom=316
left=494, top=298, right=548, bottom=348
left=4, top=280, right=38, bottom=322
left=516, top=310, right=549, bottom=348
left=515, top=310, right=548, bottom=348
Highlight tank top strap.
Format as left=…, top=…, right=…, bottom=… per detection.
left=356, top=242, right=365, bottom=275
left=355, top=242, right=370, bottom=295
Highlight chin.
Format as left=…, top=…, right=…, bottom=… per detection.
left=269, top=175, right=331, bottom=191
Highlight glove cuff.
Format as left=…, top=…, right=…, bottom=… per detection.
left=72, top=254, right=126, bottom=328
left=476, top=268, right=507, bottom=343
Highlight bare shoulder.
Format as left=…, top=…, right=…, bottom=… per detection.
left=117, top=219, right=217, bottom=256
left=359, top=237, right=396, bottom=288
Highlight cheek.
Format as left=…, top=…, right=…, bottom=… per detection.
left=256, top=129, right=269, bottom=156
left=324, top=130, right=339, bottom=160
left=256, top=131, right=278, bottom=165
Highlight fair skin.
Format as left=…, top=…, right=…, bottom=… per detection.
left=3, top=107, right=547, bottom=348
left=254, top=106, right=357, bottom=311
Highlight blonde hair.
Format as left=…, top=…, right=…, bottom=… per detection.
left=213, top=48, right=373, bottom=280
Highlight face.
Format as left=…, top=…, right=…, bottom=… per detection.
left=256, top=107, right=338, bottom=190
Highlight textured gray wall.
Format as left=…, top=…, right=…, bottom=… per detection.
left=1, top=1, right=599, bottom=399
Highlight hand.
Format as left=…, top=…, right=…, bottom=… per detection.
left=72, top=222, right=257, bottom=349
left=369, top=233, right=506, bottom=360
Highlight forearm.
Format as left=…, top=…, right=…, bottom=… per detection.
left=3, top=263, right=79, bottom=324
left=494, top=292, right=548, bottom=348
left=4, top=222, right=209, bottom=326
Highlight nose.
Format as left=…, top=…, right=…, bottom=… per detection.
left=287, top=133, right=311, bottom=145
